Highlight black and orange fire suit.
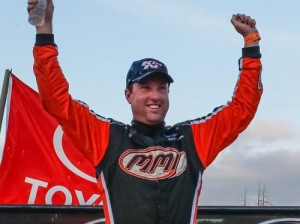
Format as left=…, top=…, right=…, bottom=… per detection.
left=33, top=34, right=263, bottom=224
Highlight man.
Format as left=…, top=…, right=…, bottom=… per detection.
left=28, top=0, right=263, bottom=223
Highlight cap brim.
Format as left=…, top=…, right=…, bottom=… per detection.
left=132, top=71, right=174, bottom=84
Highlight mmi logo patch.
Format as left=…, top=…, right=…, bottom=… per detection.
left=119, top=147, right=187, bottom=180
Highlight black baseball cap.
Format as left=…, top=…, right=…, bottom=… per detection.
left=126, top=58, right=174, bottom=88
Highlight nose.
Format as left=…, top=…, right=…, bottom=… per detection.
left=149, top=88, right=162, bottom=101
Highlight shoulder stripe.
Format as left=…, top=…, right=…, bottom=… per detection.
left=75, top=99, right=111, bottom=122
left=191, top=105, right=227, bottom=125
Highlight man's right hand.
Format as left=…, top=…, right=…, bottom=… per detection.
left=27, top=0, right=54, bottom=34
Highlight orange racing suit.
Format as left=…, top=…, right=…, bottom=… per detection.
left=33, top=34, right=262, bottom=224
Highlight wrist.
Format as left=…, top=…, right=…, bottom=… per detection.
left=244, top=33, right=260, bottom=48
left=244, top=40, right=259, bottom=48
left=36, top=23, right=53, bottom=34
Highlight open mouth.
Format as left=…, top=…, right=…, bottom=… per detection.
left=148, top=104, right=160, bottom=109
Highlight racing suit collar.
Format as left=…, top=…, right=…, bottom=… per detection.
left=129, top=120, right=167, bottom=148
left=131, top=120, right=165, bottom=136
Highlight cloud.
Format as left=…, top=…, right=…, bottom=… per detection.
left=212, top=119, right=299, bottom=160
left=199, top=141, right=300, bottom=206
left=241, top=119, right=296, bottom=143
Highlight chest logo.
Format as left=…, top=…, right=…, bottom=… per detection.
left=119, top=146, right=187, bottom=180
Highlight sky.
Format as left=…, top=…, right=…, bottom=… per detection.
left=1, top=0, right=300, bottom=206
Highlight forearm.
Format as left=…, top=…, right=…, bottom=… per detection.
left=36, top=23, right=53, bottom=34
left=234, top=45, right=263, bottom=124
left=235, top=57, right=263, bottom=114
left=33, top=42, right=70, bottom=121
left=244, top=40, right=259, bottom=48
left=33, top=33, right=72, bottom=123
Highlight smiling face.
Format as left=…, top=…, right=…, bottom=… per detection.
left=125, top=74, right=170, bottom=126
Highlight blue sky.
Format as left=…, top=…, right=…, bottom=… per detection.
left=1, top=0, right=300, bottom=206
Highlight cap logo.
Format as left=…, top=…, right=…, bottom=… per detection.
left=141, top=60, right=163, bottom=70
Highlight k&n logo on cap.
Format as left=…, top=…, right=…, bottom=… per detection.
left=141, top=60, right=163, bottom=70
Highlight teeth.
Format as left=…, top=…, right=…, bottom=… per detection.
left=149, top=105, right=159, bottom=109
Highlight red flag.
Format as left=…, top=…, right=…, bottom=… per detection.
left=0, top=74, right=101, bottom=205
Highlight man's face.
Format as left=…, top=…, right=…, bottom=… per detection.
left=125, top=75, right=170, bottom=126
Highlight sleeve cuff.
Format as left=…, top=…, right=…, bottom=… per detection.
left=242, top=46, right=261, bottom=58
left=35, top=34, right=57, bottom=47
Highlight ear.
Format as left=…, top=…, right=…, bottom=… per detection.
left=125, top=88, right=132, bottom=104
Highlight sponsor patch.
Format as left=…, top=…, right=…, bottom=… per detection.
left=119, top=146, right=187, bottom=180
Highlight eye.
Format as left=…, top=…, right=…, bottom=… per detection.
left=140, top=85, right=150, bottom=90
left=159, top=85, right=168, bottom=92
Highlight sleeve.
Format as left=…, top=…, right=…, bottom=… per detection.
left=33, top=34, right=110, bottom=166
left=191, top=47, right=263, bottom=169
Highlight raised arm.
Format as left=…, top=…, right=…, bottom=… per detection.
left=192, top=13, right=263, bottom=169
left=27, top=0, right=110, bottom=167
